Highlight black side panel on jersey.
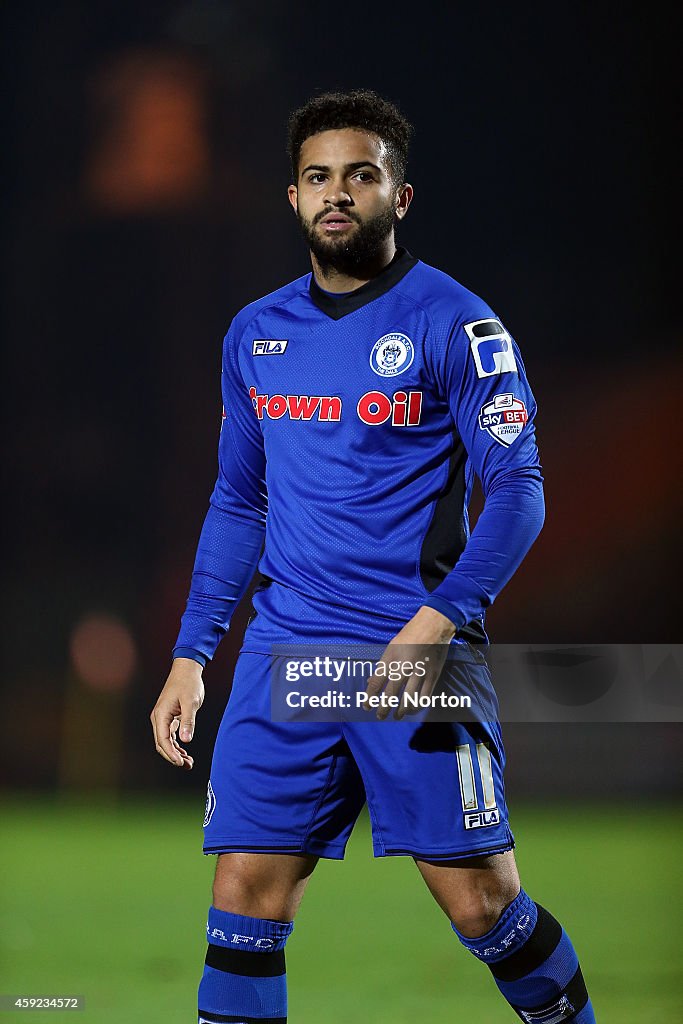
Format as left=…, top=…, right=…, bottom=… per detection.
left=247, top=571, right=272, bottom=626
left=420, top=436, right=486, bottom=644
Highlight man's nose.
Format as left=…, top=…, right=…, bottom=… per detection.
left=324, top=180, right=352, bottom=206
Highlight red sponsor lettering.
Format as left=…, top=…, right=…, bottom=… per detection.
left=287, top=395, right=322, bottom=420
left=357, top=390, right=392, bottom=425
left=503, top=409, right=528, bottom=423
left=267, top=395, right=288, bottom=418
left=407, top=391, right=423, bottom=426
left=357, top=391, right=423, bottom=426
left=318, top=396, right=342, bottom=421
left=249, top=387, right=341, bottom=422
left=392, top=391, right=407, bottom=426
left=248, top=387, right=422, bottom=426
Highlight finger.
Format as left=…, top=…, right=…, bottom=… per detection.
left=151, top=704, right=184, bottom=766
left=363, top=677, right=383, bottom=705
left=180, top=699, right=200, bottom=743
left=150, top=708, right=177, bottom=764
left=364, top=662, right=389, bottom=711
left=171, top=728, right=192, bottom=762
left=395, top=674, right=423, bottom=720
left=365, top=667, right=388, bottom=698
left=376, top=672, right=411, bottom=720
left=150, top=708, right=160, bottom=749
left=174, top=743, right=194, bottom=770
left=170, top=717, right=194, bottom=765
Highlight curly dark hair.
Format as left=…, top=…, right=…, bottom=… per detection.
left=287, top=89, right=413, bottom=185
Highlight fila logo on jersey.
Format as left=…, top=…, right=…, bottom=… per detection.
left=478, top=393, right=528, bottom=446
left=249, top=387, right=423, bottom=426
left=252, top=338, right=288, bottom=355
left=465, top=319, right=517, bottom=378
left=370, top=332, right=414, bottom=377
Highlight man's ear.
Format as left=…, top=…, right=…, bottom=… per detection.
left=287, top=184, right=298, bottom=215
left=395, top=182, right=414, bottom=221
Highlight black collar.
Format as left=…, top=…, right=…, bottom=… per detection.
left=308, top=247, right=418, bottom=320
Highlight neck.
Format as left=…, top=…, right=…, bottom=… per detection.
left=310, top=238, right=397, bottom=293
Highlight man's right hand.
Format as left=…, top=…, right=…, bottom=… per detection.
left=150, top=657, right=205, bottom=770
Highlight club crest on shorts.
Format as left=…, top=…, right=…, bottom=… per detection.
left=204, top=780, right=216, bottom=827
left=478, top=393, right=528, bottom=446
left=370, top=333, right=414, bottom=377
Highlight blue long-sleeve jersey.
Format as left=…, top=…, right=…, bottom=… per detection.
left=173, top=248, right=544, bottom=664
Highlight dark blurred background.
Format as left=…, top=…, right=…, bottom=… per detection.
left=2, top=1, right=680, bottom=800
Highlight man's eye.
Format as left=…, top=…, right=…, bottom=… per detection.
left=309, top=174, right=326, bottom=183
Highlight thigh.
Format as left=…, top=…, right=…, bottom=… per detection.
left=415, top=849, right=520, bottom=928
left=204, top=652, right=366, bottom=859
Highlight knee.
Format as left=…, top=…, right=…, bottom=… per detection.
left=451, top=886, right=520, bottom=939
left=212, top=855, right=298, bottom=921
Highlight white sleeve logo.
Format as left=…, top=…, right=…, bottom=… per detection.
left=465, top=319, right=518, bottom=378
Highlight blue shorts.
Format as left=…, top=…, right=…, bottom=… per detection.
left=203, top=651, right=514, bottom=860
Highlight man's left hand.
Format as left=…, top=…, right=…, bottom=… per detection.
left=364, top=606, right=456, bottom=720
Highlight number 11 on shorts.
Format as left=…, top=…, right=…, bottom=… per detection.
left=456, top=743, right=500, bottom=829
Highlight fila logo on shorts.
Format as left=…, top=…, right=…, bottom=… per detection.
left=465, top=319, right=517, bottom=378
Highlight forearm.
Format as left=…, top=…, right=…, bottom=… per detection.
left=423, top=468, right=545, bottom=630
left=173, top=501, right=266, bottom=665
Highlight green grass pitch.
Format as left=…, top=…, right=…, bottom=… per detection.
left=1, top=798, right=681, bottom=1022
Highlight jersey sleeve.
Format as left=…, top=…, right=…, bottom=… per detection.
left=172, top=321, right=267, bottom=665
left=423, top=312, right=545, bottom=631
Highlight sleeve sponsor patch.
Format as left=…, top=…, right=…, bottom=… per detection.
left=478, top=393, right=528, bottom=446
left=465, top=319, right=518, bottom=378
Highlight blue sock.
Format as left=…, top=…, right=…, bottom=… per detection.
left=198, top=906, right=294, bottom=1024
left=452, top=890, right=596, bottom=1022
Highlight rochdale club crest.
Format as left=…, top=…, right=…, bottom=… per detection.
left=478, top=393, right=528, bottom=446
left=370, top=333, right=414, bottom=377
left=204, top=780, right=216, bottom=828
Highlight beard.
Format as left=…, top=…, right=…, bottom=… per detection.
left=297, top=202, right=397, bottom=276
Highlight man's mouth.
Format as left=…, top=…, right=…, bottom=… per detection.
left=318, top=214, right=355, bottom=232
